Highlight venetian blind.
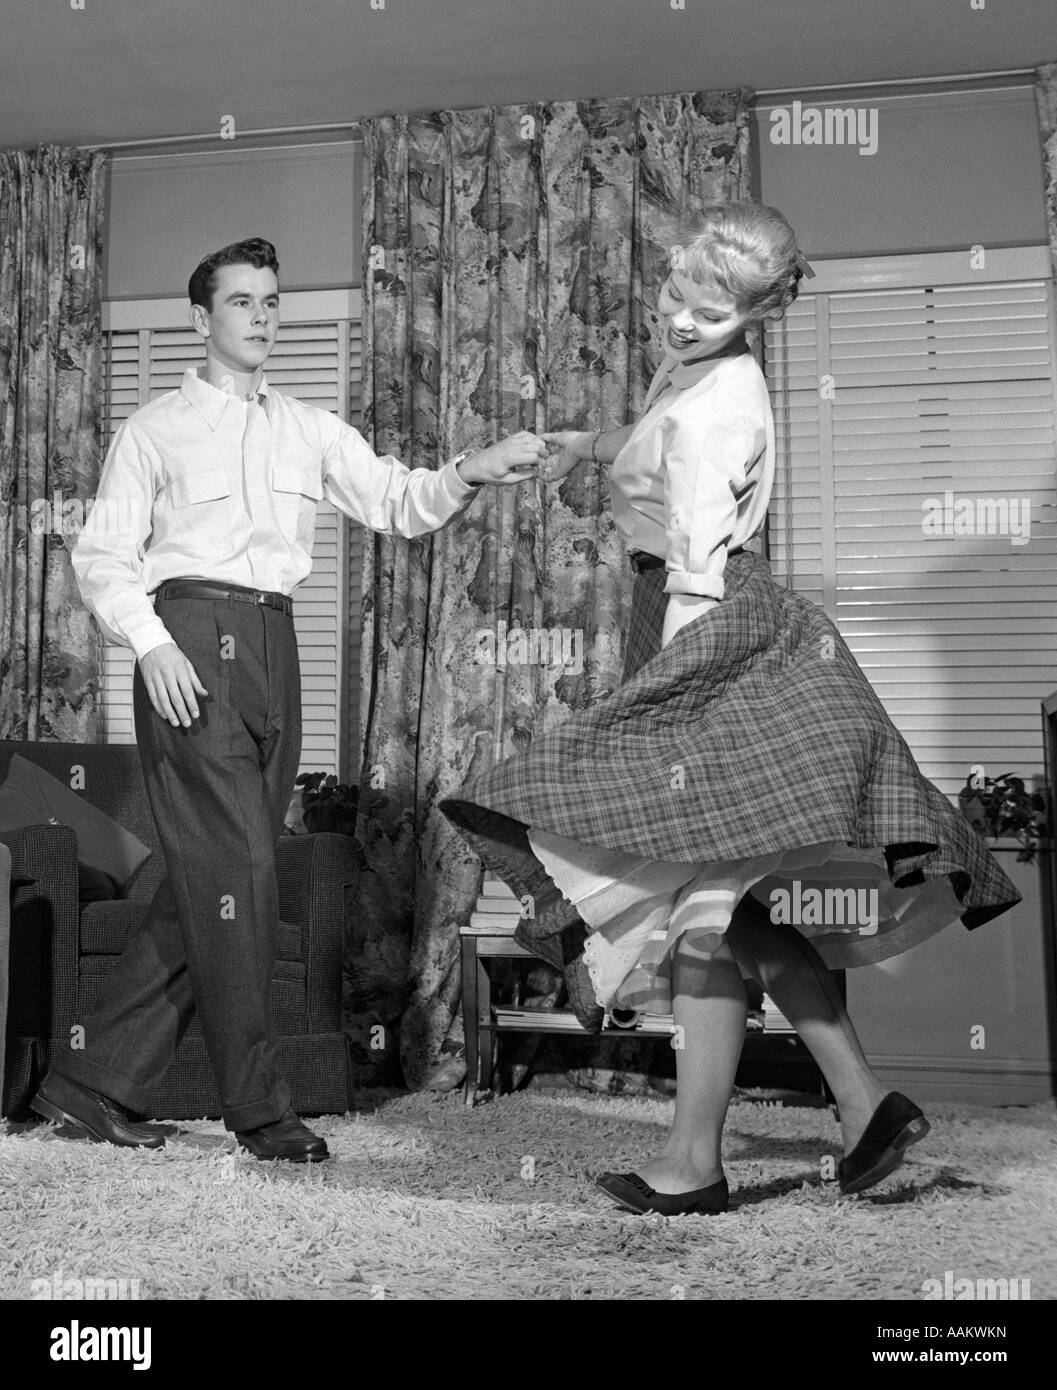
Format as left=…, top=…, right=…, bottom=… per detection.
left=764, top=248, right=1057, bottom=800
left=100, top=292, right=364, bottom=781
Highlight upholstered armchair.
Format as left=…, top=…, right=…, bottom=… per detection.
left=0, top=739, right=355, bottom=1119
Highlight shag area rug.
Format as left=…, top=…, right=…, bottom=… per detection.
left=2, top=1089, right=1055, bottom=1301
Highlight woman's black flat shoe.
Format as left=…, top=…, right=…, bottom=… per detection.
left=838, top=1092, right=931, bottom=1195
left=596, top=1170, right=729, bottom=1216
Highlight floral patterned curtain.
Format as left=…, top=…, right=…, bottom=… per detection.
left=355, top=94, right=752, bottom=1090
left=0, top=146, right=107, bottom=741
left=1037, top=62, right=1057, bottom=282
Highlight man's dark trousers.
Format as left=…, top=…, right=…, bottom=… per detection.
left=54, top=594, right=302, bottom=1130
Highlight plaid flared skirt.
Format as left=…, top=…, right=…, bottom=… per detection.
left=439, top=550, right=1021, bottom=1013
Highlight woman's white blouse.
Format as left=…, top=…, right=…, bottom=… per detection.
left=608, top=344, right=776, bottom=599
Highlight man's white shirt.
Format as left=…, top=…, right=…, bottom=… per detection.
left=73, top=368, right=481, bottom=660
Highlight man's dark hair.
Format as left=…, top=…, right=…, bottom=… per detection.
left=188, top=237, right=279, bottom=311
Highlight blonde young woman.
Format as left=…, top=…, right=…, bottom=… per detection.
left=441, top=202, right=1018, bottom=1214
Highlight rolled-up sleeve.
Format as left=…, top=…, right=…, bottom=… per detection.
left=71, top=423, right=171, bottom=661
left=661, top=413, right=763, bottom=599
left=319, top=414, right=481, bottom=538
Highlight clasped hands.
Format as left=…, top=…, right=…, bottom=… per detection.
left=456, top=430, right=594, bottom=487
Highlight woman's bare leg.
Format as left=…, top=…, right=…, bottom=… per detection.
left=725, top=893, right=887, bottom=1150
left=637, top=937, right=747, bottom=1194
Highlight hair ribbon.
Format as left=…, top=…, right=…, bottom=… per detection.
left=794, top=249, right=816, bottom=279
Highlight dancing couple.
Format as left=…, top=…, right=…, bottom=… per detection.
left=36, top=214, right=1017, bottom=1207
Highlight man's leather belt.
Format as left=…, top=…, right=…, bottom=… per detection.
left=628, top=551, right=665, bottom=574
left=628, top=546, right=746, bottom=575
left=154, top=579, right=293, bottom=617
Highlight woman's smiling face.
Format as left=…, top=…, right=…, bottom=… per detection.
left=657, top=268, right=754, bottom=361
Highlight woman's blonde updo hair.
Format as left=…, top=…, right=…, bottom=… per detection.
left=670, top=202, right=808, bottom=319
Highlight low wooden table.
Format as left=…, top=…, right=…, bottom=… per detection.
left=460, top=919, right=819, bottom=1105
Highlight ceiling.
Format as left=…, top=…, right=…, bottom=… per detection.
left=2, top=0, right=1055, bottom=150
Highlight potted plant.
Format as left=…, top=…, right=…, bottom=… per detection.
left=957, top=769, right=1049, bottom=863
left=294, top=772, right=374, bottom=872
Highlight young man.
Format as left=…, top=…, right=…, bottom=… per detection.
left=32, top=237, right=544, bottom=1161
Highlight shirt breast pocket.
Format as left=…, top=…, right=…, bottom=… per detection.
left=271, top=461, right=324, bottom=502
left=171, top=467, right=232, bottom=508
left=271, top=460, right=324, bottom=552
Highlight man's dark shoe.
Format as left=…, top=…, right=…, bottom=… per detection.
left=234, top=1109, right=329, bottom=1163
left=31, top=1073, right=166, bottom=1149
left=125, top=1109, right=180, bottom=1139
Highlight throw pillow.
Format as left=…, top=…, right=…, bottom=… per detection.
left=0, top=754, right=151, bottom=896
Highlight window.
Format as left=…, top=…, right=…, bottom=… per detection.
left=100, top=290, right=365, bottom=780
left=764, top=248, right=1057, bottom=799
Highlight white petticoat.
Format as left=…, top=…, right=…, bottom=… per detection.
left=527, top=826, right=965, bottom=1013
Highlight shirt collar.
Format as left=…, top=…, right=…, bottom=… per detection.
left=180, top=368, right=271, bottom=429
left=646, top=335, right=750, bottom=405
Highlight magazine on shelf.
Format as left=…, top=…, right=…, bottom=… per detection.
left=761, top=993, right=795, bottom=1033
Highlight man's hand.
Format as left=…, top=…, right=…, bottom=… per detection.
left=540, top=430, right=595, bottom=482
left=456, top=431, right=546, bottom=486
left=139, top=642, right=209, bottom=728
